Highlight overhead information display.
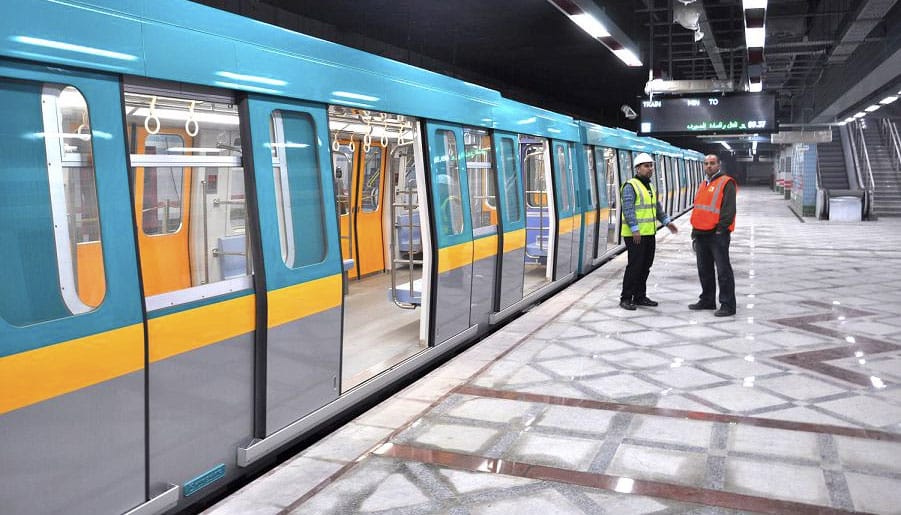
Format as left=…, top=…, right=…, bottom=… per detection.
left=639, top=93, right=776, bottom=135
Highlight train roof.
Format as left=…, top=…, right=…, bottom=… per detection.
left=0, top=0, right=582, bottom=140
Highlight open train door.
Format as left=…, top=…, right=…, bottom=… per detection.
left=491, top=131, right=526, bottom=315
left=242, top=96, right=343, bottom=438
left=424, top=122, right=477, bottom=346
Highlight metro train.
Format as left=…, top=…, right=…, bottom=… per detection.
left=0, top=1, right=705, bottom=514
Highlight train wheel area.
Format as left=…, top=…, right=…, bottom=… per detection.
left=205, top=186, right=901, bottom=515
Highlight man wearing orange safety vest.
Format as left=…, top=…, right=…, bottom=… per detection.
left=689, top=154, right=737, bottom=317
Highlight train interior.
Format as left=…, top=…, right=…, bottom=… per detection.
left=123, top=84, right=252, bottom=307
left=327, top=106, right=428, bottom=391
left=521, top=138, right=554, bottom=294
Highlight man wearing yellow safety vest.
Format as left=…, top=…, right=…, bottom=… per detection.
left=689, top=154, right=737, bottom=317
left=620, top=153, right=678, bottom=311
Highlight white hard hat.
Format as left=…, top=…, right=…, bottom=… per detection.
left=634, top=153, right=654, bottom=167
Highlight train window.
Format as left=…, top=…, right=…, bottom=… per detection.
left=498, top=137, right=522, bottom=223
left=142, top=133, right=185, bottom=235
left=555, top=146, right=571, bottom=211
left=592, top=147, right=608, bottom=208
left=434, top=129, right=465, bottom=237
left=331, top=143, right=353, bottom=216
left=523, top=143, right=547, bottom=209
left=0, top=81, right=105, bottom=326
left=360, top=146, right=383, bottom=213
left=463, top=127, right=497, bottom=236
left=617, top=150, right=632, bottom=185
left=270, top=110, right=328, bottom=268
left=124, top=85, right=251, bottom=304
left=584, top=146, right=598, bottom=209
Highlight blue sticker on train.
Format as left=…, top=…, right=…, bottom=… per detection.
left=183, top=464, right=226, bottom=497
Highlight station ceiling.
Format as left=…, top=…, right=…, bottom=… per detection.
left=196, top=0, right=901, bottom=159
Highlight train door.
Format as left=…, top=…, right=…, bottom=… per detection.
left=580, top=145, right=599, bottom=273
left=124, top=84, right=257, bottom=501
left=425, top=122, right=476, bottom=344
left=462, top=127, right=498, bottom=329
left=666, top=156, right=676, bottom=214
left=328, top=107, right=428, bottom=390
left=133, top=127, right=193, bottom=295
left=592, top=146, right=610, bottom=261
left=616, top=149, right=633, bottom=244
left=521, top=136, right=554, bottom=295
left=650, top=154, right=662, bottom=217
left=0, top=65, right=146, bottom=515
left=551, top=141, right=576, bottom=279
left=604, top=147, right=621, bottom=247
left=331, top=136, right=387, bottom=279
left=245, top=96, right=343, bottom=435
left=492, top=131, right=526, bottom=313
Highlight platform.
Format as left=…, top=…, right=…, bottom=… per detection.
left=205, top=186, right=901, bottom=514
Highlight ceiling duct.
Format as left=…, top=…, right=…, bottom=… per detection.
left=645, top=78, right=734, bottom=95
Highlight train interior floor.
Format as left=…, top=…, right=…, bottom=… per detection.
left=342, top=268, right=424, bottom=391
left=207, top=186, right=901, bottom=515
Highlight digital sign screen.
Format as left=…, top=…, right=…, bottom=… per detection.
left=639, top=93, right=776, bottom=135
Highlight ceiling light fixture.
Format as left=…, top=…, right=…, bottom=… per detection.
left=721, top=141, right=732, bottom=151
left=864, top=104, right=881, bottom=112
left=546, top=0, right=642, bottom=67
left=879, top=95, right=898, bottom=105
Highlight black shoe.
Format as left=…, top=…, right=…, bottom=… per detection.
left=688, top=302, right=716, bottom=310
left=714, top=307, right=736, bottom=317
left=619, top=300, right=636, bottom=311
left=635, top=297, right=658, bottom=307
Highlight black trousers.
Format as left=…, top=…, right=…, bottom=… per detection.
left=694, top=232, right=735, bottom=310
left=621, top=235, right=655, bottom=302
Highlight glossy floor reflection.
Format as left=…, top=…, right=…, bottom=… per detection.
left=206, top=187, right=901, bottom=514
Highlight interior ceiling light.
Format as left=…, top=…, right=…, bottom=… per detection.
left=721, top=141, right=732, bottom=151
left=748, top=78, right=762, bottom=93
left=742, top=0, right=767, bottom=9
left=844, top=117, right=855, bottom=123
left=613, top=48, right=643, bottom=67
left=864, top=104, right=881, bottom=112
left=854, top=112, right=866, bottom=118
left=879, top=95, right=898, bottom=105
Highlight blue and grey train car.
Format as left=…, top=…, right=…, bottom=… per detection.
left=0, top=1, right=704, bottom=514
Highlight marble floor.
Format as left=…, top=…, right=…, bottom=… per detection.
left=205, top=186, right=901, bottom=515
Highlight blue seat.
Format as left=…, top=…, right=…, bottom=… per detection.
left=396, top=210, right=421, bottom=254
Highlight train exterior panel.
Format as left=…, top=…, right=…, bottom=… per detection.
left=0, top=1, right=703, bottom=513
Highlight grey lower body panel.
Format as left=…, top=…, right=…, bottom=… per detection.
left=555, top=229, right=574, bottom=279
left=498, top=247, right=525, bottom=311
left=149, top=333, right=254, bottom=499
left=238, top=324, right=479, bottom=466
left=267, top=307, right=341, bottom=435
left=469, top=253, right=496, bottom=329
left=489, top=272, right=575, bottom=325
left=0, top=372, right=145, bottom=515
left=435, top=265, right=472, bottom=343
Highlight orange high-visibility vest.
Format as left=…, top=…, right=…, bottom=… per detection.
left=691, top=174, right=737, bottom=232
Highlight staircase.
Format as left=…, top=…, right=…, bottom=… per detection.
left=817, top=128, right=849, bottom=190
left=863, top=122, right=901, bottom=217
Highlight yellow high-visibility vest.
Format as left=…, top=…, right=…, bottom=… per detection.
left=621, top=177, right=657, bottom=236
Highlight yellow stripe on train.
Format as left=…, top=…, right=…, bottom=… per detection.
left=437, top=241, right=473, bottom=273
left=503, top=229, right=525, bottom=253
left=149, top=294, right=256, bottom=362
left=267, top=274, right=343, bottom=328
left=0, top=324, right=144, bottom=415
left=473, top=234, right=498, bottom=262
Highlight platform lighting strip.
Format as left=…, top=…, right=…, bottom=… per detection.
left=547, top=0, right=642, bottom=67
left=839, top=91, right=901, bottom=125
left=743, top=0, right=767, bottom=93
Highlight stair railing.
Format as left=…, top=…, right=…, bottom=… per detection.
left=881, top=118, right=901, bottom=173
left=848, top=121, right=875, bottom=219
